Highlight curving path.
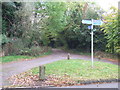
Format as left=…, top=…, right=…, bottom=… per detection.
left=1, top=49, right=118, bottom=87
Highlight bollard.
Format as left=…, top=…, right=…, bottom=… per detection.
left=98, top=55, right=101, bottom=60
left=39, top=65, right=45, bottom=80
left=67, top=53, right=70, bottom=60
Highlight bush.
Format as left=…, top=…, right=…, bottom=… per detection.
left=31, top=47, right=43, bottom=56
left=0, top=47, right=4, bottom=57
left=19, top=46, right=51, bottom=56
left=0, top=34, right=10, bottom=46
left=3, top=38, right=25, bottom=56
left=0, top=47, right=2, bottom=52
left=2, top=37, right=51, bottom=56
left=19, top=48, right=31, bottom=56
left=3, top=43, right=14, bottom=56
left=19, top=47, right=41, bottom=56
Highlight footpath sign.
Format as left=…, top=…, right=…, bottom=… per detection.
left=93, top=20, right=103, bottom=25
left=82, top=20, right=92, bottom=24
left=82, top=19, right=103, bottom=67
left=82, top=19, right=103, bottom=25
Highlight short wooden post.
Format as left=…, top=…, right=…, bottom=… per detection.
left=67, top=53, right=70, bottom=60
left=39, top=65, right=45, bottom=80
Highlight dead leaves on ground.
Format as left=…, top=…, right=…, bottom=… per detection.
left=8, top=72, right=39, bottom=87
left=45, top=74, right=76, bottom=87
left=8, top=72, right=78, bottom=87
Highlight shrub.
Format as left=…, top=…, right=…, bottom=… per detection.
left=2, top=37, right=51, bottom=56
left=0, top=34, right=9, bottom=46
left=19, top=46, right=51, bottom=56
left=19, top=48, right=31, bottom=56
left=3, top=38, right=25, bottom=56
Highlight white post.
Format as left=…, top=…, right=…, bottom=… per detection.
left=91, top=19, right=94, bottom=67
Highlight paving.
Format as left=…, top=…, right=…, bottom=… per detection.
left=0, top=49, right=118, bottom=87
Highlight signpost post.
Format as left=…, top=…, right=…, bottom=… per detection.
left=82, top=19, right=103, bottom=67
left=91, top=19, right=94, bottom=67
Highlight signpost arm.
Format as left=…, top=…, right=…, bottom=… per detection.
left=91, top=19, right=94, bottom=67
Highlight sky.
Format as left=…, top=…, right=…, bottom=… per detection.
left=93, top=0, right=119, bottom=11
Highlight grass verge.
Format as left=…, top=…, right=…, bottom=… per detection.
left=31, top=59, right=118, bottom=81
left=0, top=55, right=35, bottom=63
left=0, top=51, right=52, bottom=63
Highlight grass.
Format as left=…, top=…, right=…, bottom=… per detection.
left=0, top=50, right=52, bottom=63
left=30, top=59, right=119, bottom=81
left=0, top=55, right=35, bottom=63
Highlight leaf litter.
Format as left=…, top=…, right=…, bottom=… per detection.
left=8, top=72, right=79, bottom=87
